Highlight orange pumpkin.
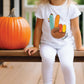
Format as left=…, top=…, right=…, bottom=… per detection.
left=0, top=8, right=31, bottom=49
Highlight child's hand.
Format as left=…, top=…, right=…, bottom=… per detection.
left=76, top=46, right=84, bottom=51
left=24, top=47, right=39, bottom=56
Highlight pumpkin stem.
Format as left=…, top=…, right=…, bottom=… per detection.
left=8, top=8, right=16, bottom=17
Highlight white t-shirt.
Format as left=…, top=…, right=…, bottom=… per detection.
left=35, top=0, right=81, bottom=49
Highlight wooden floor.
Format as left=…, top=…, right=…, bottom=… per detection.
left=0, top=62, right=84, bottom=84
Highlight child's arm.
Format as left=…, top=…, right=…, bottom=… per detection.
left=24, top=18, right=43, bottom=55
left=33, top=18, right=43, bottom=48
left=70, top=17, right=84, bottom=50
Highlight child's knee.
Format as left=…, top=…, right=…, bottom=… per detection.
left=40, top=49, right=55, bottom=63
left=40, top=44, right=56, bottom=62
left=61, top=61, right=74, bottom=71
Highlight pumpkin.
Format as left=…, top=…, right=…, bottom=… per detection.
left=0, top=8, right=31, bottom=49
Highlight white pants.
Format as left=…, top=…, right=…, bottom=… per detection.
left=40, top=43, right=76, bottom=84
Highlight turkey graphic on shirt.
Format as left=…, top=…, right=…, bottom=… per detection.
left=48, top=13, right=68, bottom=40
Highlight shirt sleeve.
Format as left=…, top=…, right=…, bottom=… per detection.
left=35, top=4, right=44, bottom=19
left=69, top=4, right=81, bottom=19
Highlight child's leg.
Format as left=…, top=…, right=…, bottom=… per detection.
left=40, top=44, right=57, bottom=84
left=58, top=44, right=76, bottom=84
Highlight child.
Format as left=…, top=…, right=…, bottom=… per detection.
left=24, top=0, right=84, bottom=84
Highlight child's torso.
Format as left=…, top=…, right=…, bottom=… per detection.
left=40, top=3, right=75, bottom=48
